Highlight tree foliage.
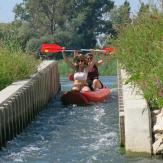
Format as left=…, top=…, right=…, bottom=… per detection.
left=109, top=0, right=131, bottom=30
left=137, top=2, right=150, bottom=16
left=14, top=0, right=116, bottom=49
left=113, top=6, right=163, bottom=109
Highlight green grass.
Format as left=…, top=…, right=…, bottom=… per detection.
left=113, top=12, right=163, bottom=109
left=58, top=60, right=74, bottom=77
left=98, top=57, right=117, bottom=76
left=0, top=48, right=40, bottom=90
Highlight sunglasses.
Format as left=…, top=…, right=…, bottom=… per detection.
left=77, top=60, right=84, bottom=62
left=87, top=57, right=93, bottom=60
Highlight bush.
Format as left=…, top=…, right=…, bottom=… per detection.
left=25, top=38, right=41, bottom=57
left=113, top=12, right=163, bottom=109
left=97, top=56, right=117, bottom=76
left=58, top=60, right=74, bottom=76
left=0, top=48, right=40, bottom=90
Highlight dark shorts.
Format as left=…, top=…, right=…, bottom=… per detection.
left=87, top=78, right=103, bottom=91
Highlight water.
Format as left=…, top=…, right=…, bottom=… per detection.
left=0, top=76, right=162, bottom=163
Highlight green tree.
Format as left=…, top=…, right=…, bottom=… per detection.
left=109, top=0, right=131, bottom=30
left=14, top=0, right=115, bottom=49
left=137, top=2, right=150, bottom=16
left=0, top=23, right=22, bottom=52
left=70, top=0, right=116, bottom=48
left=14, top=0, right=75, bottom=35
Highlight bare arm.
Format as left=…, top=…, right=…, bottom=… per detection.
left=90, top=50, right=106, bottom=67
left=97, top=59, right=104, bottom=66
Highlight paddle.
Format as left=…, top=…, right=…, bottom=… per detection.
left=40, top=43, right=75, bottom=53
left=40, top=43, right=115, bottom=55
left=81, top=47, right=115, bottom=55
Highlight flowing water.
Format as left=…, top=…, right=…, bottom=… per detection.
left=0, top=76, right=162, bottom=163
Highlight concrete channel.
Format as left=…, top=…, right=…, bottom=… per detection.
left=0, top=60, right=157, bottom=156
left=118, top=68, right=152, bottom=155
left=0, top=61, right=60, bottom=147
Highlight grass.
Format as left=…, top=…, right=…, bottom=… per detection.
left=0, top=48, right=40, bottom=90
left=58, top=60, right=74, bottom=77
left=112, top=12, right=163, bottom=109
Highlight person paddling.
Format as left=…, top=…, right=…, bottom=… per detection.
left=62, top=50, right=91, bottom=92
left=86, top=53, right=104, bottom=91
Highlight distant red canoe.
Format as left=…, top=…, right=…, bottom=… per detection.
left=61, top=87, right=111, bottom=106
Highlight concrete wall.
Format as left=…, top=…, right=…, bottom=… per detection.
left=0, top=61, right=60, bottom=147
left=117, top=68, right=125, bottom=147
left=118, top=68, right=152, bottom=155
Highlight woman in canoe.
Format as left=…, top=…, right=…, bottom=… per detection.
left=86, top=52, right=104, bottom=91
left=62, top=50, right=91, bottom=92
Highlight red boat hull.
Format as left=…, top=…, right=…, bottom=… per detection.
left=61, top=87, right=111, bottom=106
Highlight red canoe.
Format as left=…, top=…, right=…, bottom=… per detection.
left=61, top=87, right=111, bottom=106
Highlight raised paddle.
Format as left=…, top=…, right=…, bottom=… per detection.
left=40, top=43, right=115, bottom=54
left=81, top=47, right=115, bottom=54
left=40, top=43, right=75, bottom=53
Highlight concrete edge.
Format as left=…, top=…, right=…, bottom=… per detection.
left=118, top=68, right=152, bottom=155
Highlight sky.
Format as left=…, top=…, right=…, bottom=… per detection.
left=0, top=0, right=149, bottom=23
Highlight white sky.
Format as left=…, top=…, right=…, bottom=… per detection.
left=114, top=0, right=149, bottom=15
left=0, top=0, right=149, bottom=23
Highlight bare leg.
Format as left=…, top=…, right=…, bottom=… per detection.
left=92, top=79, right=102, bottom=90
left=81, top=86, right=90, bottom=92
left=72, top=86, right=80, bottom=91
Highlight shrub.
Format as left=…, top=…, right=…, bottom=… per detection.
left=113, top=12, right=163, bottom=109
left=25, top=38, right=41, bottom=57
left=58, top=60, right=74, bottom=76
left=0, top=48, right=40, bottom=90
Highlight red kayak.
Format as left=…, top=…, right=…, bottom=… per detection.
left=61, top=87, right=111, bottom=106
